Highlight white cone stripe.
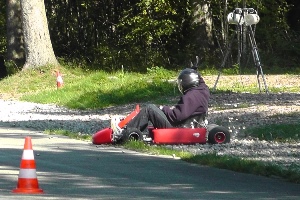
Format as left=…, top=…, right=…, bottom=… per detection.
left=22, top=150, right=35, bottom=160
left=57, top=76, right=63, bottom=82
left=18, top=169, right=37, bottom=178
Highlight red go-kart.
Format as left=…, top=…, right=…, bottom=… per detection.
left=92, top=105, right=230, bottom=145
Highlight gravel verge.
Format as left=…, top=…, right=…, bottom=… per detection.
left=1, top=92, right=300, bottom=171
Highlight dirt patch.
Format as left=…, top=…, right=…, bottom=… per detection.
left=208, top=93, right=300, bottom=138
left=204, top=74, right=299, bottom=90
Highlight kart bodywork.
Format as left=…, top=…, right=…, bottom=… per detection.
left=92, top=105, right=230, bottom=145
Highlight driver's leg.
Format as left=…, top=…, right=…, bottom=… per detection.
left=126, top=104, right=172, bottom=132
left=146, top=104, right=173, bottom=129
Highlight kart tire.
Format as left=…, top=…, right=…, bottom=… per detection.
left=207, top=124, right=230, bottom=144
left=121, top=128, right=143, bottom=143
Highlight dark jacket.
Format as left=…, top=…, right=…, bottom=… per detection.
left=161, top=77, right=210, bottom=126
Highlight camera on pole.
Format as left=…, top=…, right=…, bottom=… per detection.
left=213, top=7, right=269, bottom=94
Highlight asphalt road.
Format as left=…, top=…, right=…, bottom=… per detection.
left=0, top=126, right=299, bottom=200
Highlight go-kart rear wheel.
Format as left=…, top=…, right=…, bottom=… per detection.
left=207, top=124, right=230, bottom=144
left=121, top=128, right=143, bottom=143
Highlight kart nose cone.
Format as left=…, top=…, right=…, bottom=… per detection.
left=92, top=128, right=113, bottom=144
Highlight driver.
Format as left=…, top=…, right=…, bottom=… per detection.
left=122, top=68, right=210, bottom=140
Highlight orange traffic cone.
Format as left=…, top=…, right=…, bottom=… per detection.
left=12, top=137, right=44, bottom=194
left=54, top=69, right=63, bottom=89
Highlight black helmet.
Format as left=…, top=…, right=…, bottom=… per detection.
left=177, top=68, right=201, bottom=94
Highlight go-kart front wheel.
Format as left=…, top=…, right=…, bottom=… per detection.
left=120, top=128, right=143, bottom=143
left=207, top=124, right=230, bottom=144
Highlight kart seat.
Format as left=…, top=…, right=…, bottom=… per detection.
left=178, top=113, right=207, bottom=128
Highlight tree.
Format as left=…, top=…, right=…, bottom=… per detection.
left=191, top=1, right=214, bottom=61
left=20, top=0, right=58, bottom=69
left=6, top=0, right=25, bottom=67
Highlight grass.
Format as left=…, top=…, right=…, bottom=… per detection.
left=123, top=140, right=191, bottom=158
left=245, top=123, right=300, bottom=142
left=123, top=140, right=300, bottom=183
left=44, top=129, right=92, bottom=141
left=1, top=64, right=300, bottom=184
left=182, top=153, right=300, bottom=183
left=1, top=65, right=178, bottom=108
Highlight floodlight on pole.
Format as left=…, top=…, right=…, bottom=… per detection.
left=213, top=7, right=269, bottom=94
left=227, top=8, right=260, bottom=26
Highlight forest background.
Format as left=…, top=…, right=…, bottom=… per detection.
left=0, top=0, right=299, bottom=73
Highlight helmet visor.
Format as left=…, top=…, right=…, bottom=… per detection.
left=177, top=79, right=183, bottom=93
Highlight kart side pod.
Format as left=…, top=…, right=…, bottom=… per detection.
left=151, top=128, right=207, bottom=144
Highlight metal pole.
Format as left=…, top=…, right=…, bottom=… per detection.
left=247, top=25, right=269, bottom=94
left=213, top=28, right=237, bottom=91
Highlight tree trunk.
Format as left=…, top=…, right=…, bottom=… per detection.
left=6, top=0, right=25, bottom=67
left=192, top=2, right=213, bottom=43
left=20, top=0, right=58, bottom=69
left=191, top=1, right=213, bottom=61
